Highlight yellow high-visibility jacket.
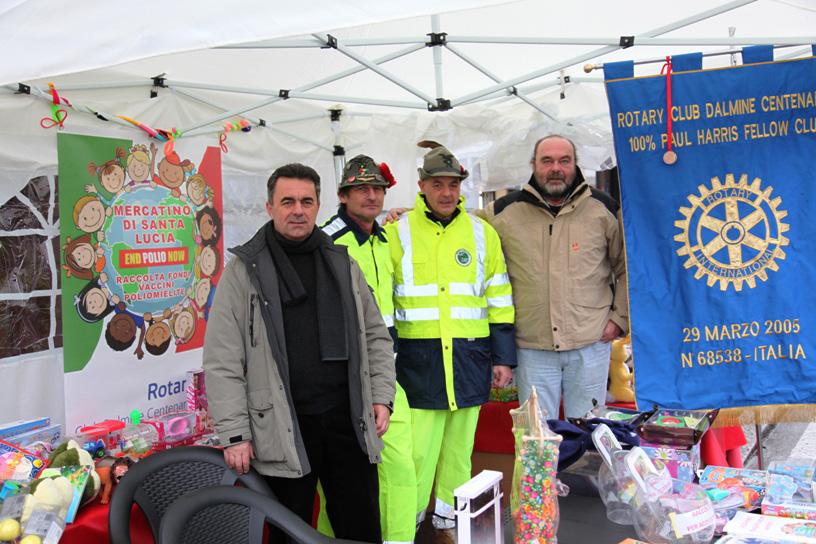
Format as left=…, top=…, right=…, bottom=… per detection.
left=385, top=194, right=516, bottom=410
left=322, top=207, right=395, bottom=330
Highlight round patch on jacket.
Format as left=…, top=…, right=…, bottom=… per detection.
left=455, top=248, right=472, bottom=266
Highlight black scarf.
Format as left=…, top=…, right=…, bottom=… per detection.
left=265, top=223, right=349, bottom=362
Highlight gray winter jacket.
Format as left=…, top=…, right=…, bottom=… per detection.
left=203, top=225, right=396, bottom=477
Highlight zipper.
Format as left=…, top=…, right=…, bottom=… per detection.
left=370, top=238, right=379, bottom=289
left=249, top=294, right=257, bottom=347
left=549, top=224, right=553, bottom=235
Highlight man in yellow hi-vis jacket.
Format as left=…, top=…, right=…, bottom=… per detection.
left=320, top=155, right=416, bottom=544
left=384, top=141, right=516, bottom=533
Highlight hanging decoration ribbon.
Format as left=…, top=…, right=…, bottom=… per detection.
left=117, top=115, right=160, bottom=139
left=660, top=56, right=677, bottom=165
left=218, top=119, right=252, bottom=154
left=161, top=128, right=182, bottom=159
left=40, top=83, right=69, bottom=129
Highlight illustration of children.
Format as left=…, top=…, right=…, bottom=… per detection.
left=153, top=150, right=193, bottom=198
left=86, top=147, right=127, bottom=203
left=190, top=278, right=215, bottom=321
left=196, top=245, right=221, bottom=278
left=74, top=273, right=116, bottom=323
left=62, top=234, right=105, bottom=280
left=125, top=142, right=157, bottom=189
left=105, top=302, right=147, bottom=359
left=170, top=304, right=197, bottom=345
left=143, top=309, right=172, bottom=356
left=195, top=206, right=221, bottom=247
left=186, top=173, right=212, bottom=207
left=72, top=195, right=111, bottom=241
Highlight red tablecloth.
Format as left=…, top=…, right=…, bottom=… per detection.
left=61, top=498, right=153, bottom=544
left=473, top=400, right=747, bottom=468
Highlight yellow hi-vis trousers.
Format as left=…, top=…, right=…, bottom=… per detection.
left=318, top=384, right=416, bottom=544
left=411, top=406, right=481, bottom=523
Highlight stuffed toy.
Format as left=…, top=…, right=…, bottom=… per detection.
left=44, top=440, right=101, bottom=504
left=19, top=475, right=74, bottom=525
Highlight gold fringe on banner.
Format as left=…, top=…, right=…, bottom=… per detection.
left=713, top=404, right=816, bottom=427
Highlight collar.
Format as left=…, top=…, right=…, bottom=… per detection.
left=415, top=193, right=465, bottom=226
left=337, top=205, right=387, bottom=245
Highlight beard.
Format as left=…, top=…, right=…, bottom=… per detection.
left=536, top=172, right=574, bottom=200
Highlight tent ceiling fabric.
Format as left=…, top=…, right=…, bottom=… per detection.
left=0, top=0, right=814, bottom=201
left=0, top=0, right=510, bottom=85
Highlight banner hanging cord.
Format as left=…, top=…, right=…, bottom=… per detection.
left=660, top=56, right=677, bottom=165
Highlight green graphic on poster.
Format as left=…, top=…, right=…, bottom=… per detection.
left=58, top=133, right=223, bottom=373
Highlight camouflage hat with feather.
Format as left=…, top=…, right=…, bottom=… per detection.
left=340, top=154, right=396, bottom=190
left=417, top=140, right=469, bottom=181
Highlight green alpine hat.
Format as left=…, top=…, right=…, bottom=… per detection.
left=339, top=155, right=390, bottom=190
left=417, top=140, right=469, bottom=181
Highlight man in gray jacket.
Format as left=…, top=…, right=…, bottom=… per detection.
left=203, top=163, right=396, bottom=542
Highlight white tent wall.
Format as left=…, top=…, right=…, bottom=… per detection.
left=1, top=0, right=815, bottom=426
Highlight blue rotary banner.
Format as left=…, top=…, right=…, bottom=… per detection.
left=605, top=55, right=816, bottom=419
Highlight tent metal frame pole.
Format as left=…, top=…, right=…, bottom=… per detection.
left=221, top=36, right=428, bottom=48
left=444, top=43, right=555, bottom=120
left=431, top=15, right=444, bottom=99
left=256, top=113, right=330, bottom=124
left=4, top=83, right=140, bottom=132
left=218, top=38, right=326, bottom=49
left=171, top=43, right=425, bottom=98
left=177, top=43, right=425, bottom=134
left=288, top=91, right=426, bottom=109
left=176, top=88, right=332, bottom=151
left=457, top=76, right=603, bottom=107
left=331, top=107, right=346, bottom=190
left=313, top=33, right=437, bottom=105
left=778, top=46, right=813, bottom=60
left=450, top=0, right=758, bottom=107
left=444, top=35, right=815, bottom=46
left=43, top=80, right=153, bottom=91
left=170, top=81, right=425, bottom=109
left=167, top=80, right=280, bottom=96
left=584, top=42, right=808, bottom=72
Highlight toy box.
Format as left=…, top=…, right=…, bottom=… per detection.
left=76, top=420, right=127, bottom=458
left=762, top=473, right=816, bottom=520
left=0, top=418, right=50, bottom=440
left=699, top=466, right=767, bottom=510
left=0, top=440, right=46, bottom=481
left=768, top=460, right=816, bottom=503
left=637, top=408, right=718, bottom=447
left=640, top=442, right=701, bottom=482
left=6, top=424, right=62, bottom=449
left=724, top=511, right=816, bottom=543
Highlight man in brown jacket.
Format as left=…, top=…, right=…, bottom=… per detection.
left=203, top=163, right=396, bottom=542
left=480, top=135, right=629, bottom=419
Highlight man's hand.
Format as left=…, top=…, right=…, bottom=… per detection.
left=373, top=404, right=391, bottom=437
left=383, top=207, right=409, bottom=224
left=492, top=365, right=513, bottom=388
left=601, top=320, right=623, bottom=343
left=224, top=441, right=254, bottom=474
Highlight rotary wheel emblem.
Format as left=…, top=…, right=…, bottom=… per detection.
left=674, top=173, right=789, bottom=291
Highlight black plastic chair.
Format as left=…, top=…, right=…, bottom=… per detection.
left=160, top=485, right=366, bottom=544
left=108, top=445, right=273, bottom=544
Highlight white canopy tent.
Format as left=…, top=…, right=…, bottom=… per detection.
left=0, top=0, right=814, bottom=425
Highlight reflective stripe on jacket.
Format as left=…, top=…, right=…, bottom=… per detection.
left=385, top=194, right=516, bottom=410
